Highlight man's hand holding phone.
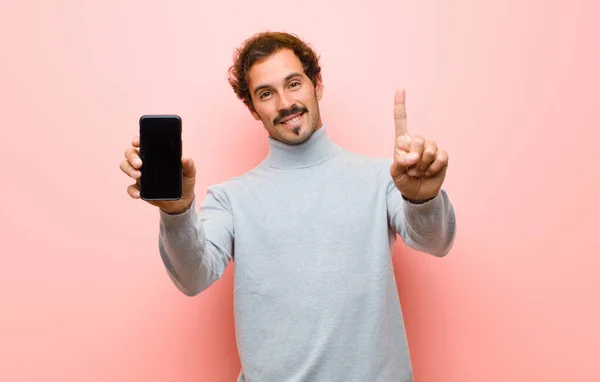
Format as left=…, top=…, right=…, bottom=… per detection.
left=120, top=135, right=196, bottom=215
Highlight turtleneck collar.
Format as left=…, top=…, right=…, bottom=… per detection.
left=263, top=126, right=342, bottom=170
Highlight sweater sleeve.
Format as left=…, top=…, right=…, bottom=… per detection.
left=157, top=185, right=235, bottom=296
left=386, top=179, right=456, bottom=257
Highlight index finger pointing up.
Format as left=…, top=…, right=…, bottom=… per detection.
left=394, top=89, right=409, bottom=138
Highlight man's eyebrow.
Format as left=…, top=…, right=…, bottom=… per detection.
left=253, top=72, right=304, bottom=96
left=284, top=72, right=303, bottom=81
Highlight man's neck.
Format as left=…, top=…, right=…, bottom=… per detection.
left=263, top=125, right=341, bottom=170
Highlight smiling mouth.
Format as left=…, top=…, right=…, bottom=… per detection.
left=280, top=112, right=304, bottom=125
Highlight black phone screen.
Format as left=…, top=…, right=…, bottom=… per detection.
left=139, top=115, right=182, bottom=201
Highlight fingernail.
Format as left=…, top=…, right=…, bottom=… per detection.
left=407, top=153, right=418, bottom=162
left=133, top=158, right=142, bottom=167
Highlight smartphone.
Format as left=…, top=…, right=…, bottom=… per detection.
left=138, top=115, right=182, bottom=201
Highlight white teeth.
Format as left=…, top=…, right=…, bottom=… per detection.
left=283, top=114, right=302, bottom=124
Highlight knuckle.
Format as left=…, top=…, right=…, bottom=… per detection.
left=439, top=149, right=448, bottom=161
left=396, top=136, right=409, bottom=147
left=130, top=184, right=140, bottom=195
left=395, top=111, right=407, bottom=120
left=412, top=136, right=425, bottom=146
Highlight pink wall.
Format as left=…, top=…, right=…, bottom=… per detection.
left=1, top=0, right=599, bottom=381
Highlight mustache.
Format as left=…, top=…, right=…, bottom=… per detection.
left=273, top=104, right=308, bottom=125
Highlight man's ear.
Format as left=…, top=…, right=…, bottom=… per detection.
left=315, top=74, right=324, bottom=101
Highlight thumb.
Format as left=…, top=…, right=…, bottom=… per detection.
left=182, top=156, right=196, bottom=178
left=390, top=161, right=405, bottom=180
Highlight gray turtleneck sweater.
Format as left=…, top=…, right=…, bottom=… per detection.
left=158, top=126, right=456, bottom=382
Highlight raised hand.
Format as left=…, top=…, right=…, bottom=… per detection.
left=120, top=135, right=196, bottom=214
left=390, top=89, right=448, bottom=203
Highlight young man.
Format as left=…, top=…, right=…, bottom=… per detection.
left=120, top=32, right=456, bottom=382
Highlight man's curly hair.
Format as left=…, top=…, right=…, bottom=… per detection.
left=228, top=31, right=322, bottom=111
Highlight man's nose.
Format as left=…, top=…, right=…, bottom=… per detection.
left=277, top=92, right=295, bottom=111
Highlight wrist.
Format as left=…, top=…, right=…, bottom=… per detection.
left=161, top=207, right=188, bottom=215
left=402, top=194, right=437, bottom=204
left=160, top=198, right=194, bottom=215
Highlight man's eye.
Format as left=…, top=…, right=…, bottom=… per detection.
left=260, top=92, right=271, bottom=99
left=290, top=82, right=300, bottom=88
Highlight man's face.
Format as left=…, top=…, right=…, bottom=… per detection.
left=247, top=49, right=323, bottom=145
